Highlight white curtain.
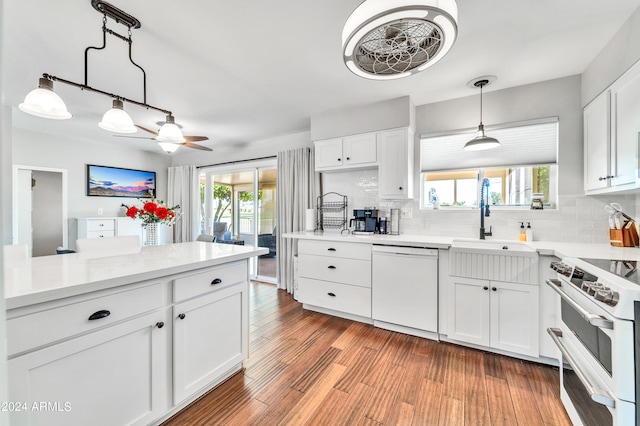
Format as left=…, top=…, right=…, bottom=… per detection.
left=277, top=147, right=318, bottom=293
left=168, top=165, right=199, bottom=243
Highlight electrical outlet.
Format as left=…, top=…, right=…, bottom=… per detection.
left=97, top=208, right=104, bottom=216
left=401, top=208, right=412, bottom=219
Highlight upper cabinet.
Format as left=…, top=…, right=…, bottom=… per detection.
left=314, top=127, right=414, bottom=199
left=584, top=61, right=640, bottom=194
left=378, top=128, right=414, bottom=199
left=314, top=133, right=377, bottom=170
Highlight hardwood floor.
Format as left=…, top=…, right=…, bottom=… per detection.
left=162, top=281, right=571, bottom=425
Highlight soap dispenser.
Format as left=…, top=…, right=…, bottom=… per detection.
left=526, top=222, right=533, bottom=242
left=518, top=222, right=527, bottom=242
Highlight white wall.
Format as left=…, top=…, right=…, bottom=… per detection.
left=170, top=130, right=312, bottom=167
left=12, top=126, right=172, bottom=246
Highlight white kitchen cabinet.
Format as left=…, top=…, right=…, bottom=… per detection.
left=76, top=217, right=172, bottom=246
left=314, top=133, right=377, bottom=171
left=297, top=240, right=372, bottom=320
left=377, top=128, right=414, bottom=199
left=447, top=276, right=539, bottom=357
left=173, top=282, right=247, bottom=404
left=584, top=59, right=640, bottom=194
left=76, top=217, right=116, bottom=239
left=8, top=310, right=167, bottom=426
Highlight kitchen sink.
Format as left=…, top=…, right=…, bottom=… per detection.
left=450, top=239, right=536, bottom=253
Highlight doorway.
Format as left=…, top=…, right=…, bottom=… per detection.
left=12, top=165, right=68, bottom=256
left=201, top=159, right=277, bottom=283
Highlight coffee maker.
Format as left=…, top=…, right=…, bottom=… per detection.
left=350, top=208, right=378, bottom=234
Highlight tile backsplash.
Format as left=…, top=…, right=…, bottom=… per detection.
left=321, top=169, right=637, bottom=243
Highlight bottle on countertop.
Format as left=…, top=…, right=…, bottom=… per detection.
left=526, top=222, right=533, bottom=242
left=518, top=222, right=527, bottom=242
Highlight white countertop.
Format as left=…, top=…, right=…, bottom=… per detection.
left=283, top=231, right=640, bottom=261
left=4, top=242, right=268, bottom=310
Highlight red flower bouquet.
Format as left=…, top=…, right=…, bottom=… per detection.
left=122, top=199, right=180, bottom=225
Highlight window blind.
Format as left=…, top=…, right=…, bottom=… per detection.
left=420, top=117, right=558, bottom=172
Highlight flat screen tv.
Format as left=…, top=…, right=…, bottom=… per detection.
left=87, top=164, right=156, bottom=198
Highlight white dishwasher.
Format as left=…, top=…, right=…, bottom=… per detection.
left=372, top=245, right=438, bottom=336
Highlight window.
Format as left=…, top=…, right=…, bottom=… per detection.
left=420, top=118, right=558, bottom=209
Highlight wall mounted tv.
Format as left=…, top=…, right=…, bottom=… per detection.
left=87, top=164, right=156, bottom=198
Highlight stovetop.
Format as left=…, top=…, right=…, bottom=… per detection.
left=579, top=258, right=639, bottom=286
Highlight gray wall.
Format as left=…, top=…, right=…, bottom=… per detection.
left=415, top=75, right=583, bottom=196
left=582, top=5, right=640, bottom=106
left=31, top=170, right=63, bottom=256
left=12, top=127, right=172, bottom=245
left=311, top=96, right=415, bottom=141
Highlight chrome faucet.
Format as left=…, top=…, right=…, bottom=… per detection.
left=480, top=178, right=492, bottom=239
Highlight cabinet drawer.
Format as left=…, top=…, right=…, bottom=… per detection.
left=299, top=254, right=371, bottom=287
left=298, top=240, right=371, bottom=260
left=86, top=219, right=115, bottom=232
left=87, top=230, right=115, bottom=239
left=298, top=278, right=371, bottom=318
left=7, top=283, right=163, bottom=356
left=174, top=261, right=247, bottom=302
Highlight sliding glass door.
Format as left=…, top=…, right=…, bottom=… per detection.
left=200, top=159, right=277, bottom=282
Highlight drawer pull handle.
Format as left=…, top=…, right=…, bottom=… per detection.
left=328, top=265, right=336, bottom=269
left=178, top=313, right=186, bottom=320
left=88, top=310, right=111, bottom=321
left=483, top=286, right=489, bottom=291
left=211, top=278, right=222, bottom=285
left=327, top=248, right=336, bottom=252
left=156, top=322, right=165, bottom=329
left=328, top=292, right=336, bottom=297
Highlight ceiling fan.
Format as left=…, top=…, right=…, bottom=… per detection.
left=115, top=123, right=212, bottom=151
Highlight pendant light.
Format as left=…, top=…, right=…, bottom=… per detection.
left=342, top=0, right=458, bottom=80
left=18, top=78, right=71, bottom=120
left=464, top=78, right=500, bottom=151
left=98, top=99, right=137, bottom=133
left=156, top=114, right=185, bottom=143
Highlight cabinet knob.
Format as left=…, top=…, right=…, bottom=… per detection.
left=599, top=176, right=606, bottom=181
left=328, top=265, right=336, bottom=269
left=88, top=310, right=111, bottom=320
left=328, top=292, right=336, bottom=297
left=483, top=286, right=489, bottom=290
left=608, top=175, right=615, bottom=179
left=346, top=157, right=350, bottom=160
left=211, top=278, right=222, bottom=285
left=337, top=158, right=341, bottom=162
left=399, top=187, right=403, bottom=190
left=492, top=287, right=497, bottom=291
left=155, top=322, right=165, bottom=329
left=99, top=223, right=104, bottom=227
left=178, top=313, right=186, bottom=320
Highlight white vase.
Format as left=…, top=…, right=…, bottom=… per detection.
left=144, top=222, right=159, bottom=246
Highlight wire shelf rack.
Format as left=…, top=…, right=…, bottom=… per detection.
left=316, top=192, right=348, bottom=233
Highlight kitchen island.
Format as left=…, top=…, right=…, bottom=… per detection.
left=4, top=242, right=267, bottom=426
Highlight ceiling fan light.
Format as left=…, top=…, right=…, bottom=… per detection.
left=158, top=142, right=180, bottom=154
left=342, top=0, right=458, bottom=80
left=19, top=78, right=72, bottom=120
left=98, top=100, right=137, bottom=133
left=156, top=115, right=185, bottom=143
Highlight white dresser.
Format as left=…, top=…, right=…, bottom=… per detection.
left=77, top=217, right=172, bottom=245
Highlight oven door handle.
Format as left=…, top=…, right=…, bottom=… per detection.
left=547, top=328, right=616, bottom=408
left=545, top=279, right=614, bottom=330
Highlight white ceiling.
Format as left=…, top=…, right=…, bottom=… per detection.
left=3, top=0, right=640, bottom=155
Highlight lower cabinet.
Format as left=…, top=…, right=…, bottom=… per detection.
left=173, top=282, right=247, bottom=404
left=8, top=311, right=167, bottom=426
left=447, top=276, right=540, bottom=357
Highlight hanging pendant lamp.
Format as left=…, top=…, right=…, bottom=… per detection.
left=98, top=99, right=137, bottom=133
left=342, top=0, right=458, bottom=80
left=464, top=78, right=500, bottom=151
left=19, top=78, right=72, bottom=120
left=156, top=114, right=185, bottom=143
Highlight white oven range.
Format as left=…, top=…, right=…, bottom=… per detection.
left=547, top=257, right=640, bottom=426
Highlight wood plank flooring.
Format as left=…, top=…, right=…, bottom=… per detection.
left=162, top=281, right=571, bottom=426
